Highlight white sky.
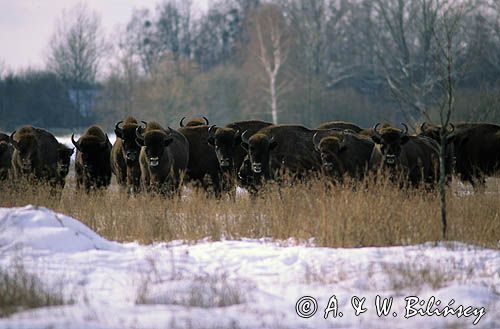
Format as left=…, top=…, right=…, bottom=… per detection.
left=0, top=0, right=207, bottom=72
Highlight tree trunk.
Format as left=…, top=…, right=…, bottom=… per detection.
left=270, top=75, right=278, bottom=124
left=439, top=131, right=447, bottom=239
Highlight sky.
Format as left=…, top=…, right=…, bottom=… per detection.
left=0, top=0, right=207, bottom=72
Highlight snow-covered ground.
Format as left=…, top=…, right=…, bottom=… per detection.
left=0, top=206, right=498, bottom=329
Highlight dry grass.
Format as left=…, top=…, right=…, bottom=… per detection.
left=0, top=174, right=499, bottom=249
left=0, top=261, right=68, bottom=317
left=381, top=255, right=479, bottom=293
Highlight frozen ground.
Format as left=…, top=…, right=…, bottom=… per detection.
left=0, top=206, right=498, bottom=329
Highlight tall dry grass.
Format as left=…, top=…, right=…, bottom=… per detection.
left=0, top=175, right=498, bottom=248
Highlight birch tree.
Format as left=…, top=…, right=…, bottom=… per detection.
left=248, top=4, right=290, bottom=124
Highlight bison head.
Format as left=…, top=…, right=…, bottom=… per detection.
left=136, top=126, right=173, bottom=168
left=207, top=125, right=241, bottom=170
left=115, top=120, right=142, bottom=162
left=371, top=123, right=409, bottom=167
left=10, top=131, right=38, bottom=173
left=313, top=132, right=346, bottom=177
left=241, top=131, right=277, bottom=174
left=72, top=133, right=109, bottom=173
left=179, top=116, right=209, bottom=127
left=418, top=122, right=455, bottom=142
left=57, top=144, right=74, bottom=177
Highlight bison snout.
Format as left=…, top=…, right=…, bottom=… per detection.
left=125, top=151, right=137, bottom=161
left=252, top=163, right=262, bottom=173
left=323, top=162, right=334, bottom=171
left=385, top=154, right=396, bottom=165
left=220, top=158, right=232, bottom=167
left=149, top=157, right=160, bottom=167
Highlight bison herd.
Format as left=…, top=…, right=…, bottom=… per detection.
left=1, top=117, right=499, bottom=196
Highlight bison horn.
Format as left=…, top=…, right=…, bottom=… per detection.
left=241, top=130, right=251, bottom=144
left=71, top=133, right=81, bottom=151
left=166, top=127, right=174, bottom=136
left=373, top=123, right=382, bottom=139
left=135, top=127, right=144, bottom=141
left=401, top=123, right=408, bottom=134
left=420, top=122, right=428, bottom=133
left=448, top=123, right=455, bottom=133
left=312, top=132, right=322, bottom=148
left=100, top=134, right=110, bottom=149
left=203, top=116, right=209, bottom=125
left=9, top=131, right=18, bottom=149
left=115, top=120, right=124, bottom=131
left=141, top=120, right=148, bottom=127
left=208, top=125, right=217, bottom=136
left=232, top=124, right=242, bottom=137
left=179, top=117, right=186, bottom=127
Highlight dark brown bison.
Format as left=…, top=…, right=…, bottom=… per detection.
left=420, top=122, right=500, bottom=187
left=370, top=123, right=439, bottom=187
left=312, top=130, right=374, bottom=181
left=207, top=120, right=273, bottom=174
left=72, top=126, right=112, bottom=192
left=240, top=125, right=322, bottom=182
left=136, top=121, right=189, bottom=195
left=55, top=143, right=74, bottom=188
left=179, top=116, right=209, bottom=127
left=178, top=124, right=223, bottom=196
left=316, top=121, right=362, bottom=133
left=10, top=126, right=59, bottom=185
left=0, top=133, right=13, bottom=181
left=111, top=117, right=142, bottom=194
left=359, top=122, right=392, bottom=138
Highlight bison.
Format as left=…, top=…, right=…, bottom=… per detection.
left=315, top=120, right=362, bottom=133
left=55, top=143, right=74, bottom=188
left=370, top=123, right=439, bottom=188
left=178, top=124, right=222, bottom=196
left=0, top=133, right=13, bottom=181
left=10, top=126, right=59, bottom=185
left=312, top=130, right=374, bottom=181
left=420, top=122, right=500, bottom=188
left=136, top=121, right=189, bottom=195
left=72, top=126, right=112, bottom=192
left=207, top=120, right=273, bottom=175
left=240, top=124, right=322, bottom=182
left=179, top=116, right=209, bottom=127
left=111, top=117, right=142, bottom=194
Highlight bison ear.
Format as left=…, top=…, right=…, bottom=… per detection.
left=136, top=138, right=144, bottom=147
left=269, top=140, right=278, bottom=150
left=371, top=135, right=381, bottom=144
left=401, top=135, right=410, bottom=144
left=164, top=137, right=173, bottom=147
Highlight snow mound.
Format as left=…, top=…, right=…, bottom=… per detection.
left=0, top=205, right=122, bottom=253
left=0, top=206, right=498, bottom=329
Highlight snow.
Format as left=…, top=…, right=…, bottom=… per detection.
left=0, top=206, right=499, bottom=329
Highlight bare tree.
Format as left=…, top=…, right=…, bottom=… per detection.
left=247, top=4, right=291, bottom=124
left=46, top=3, right=109, bottom=86
left=432, top=3, right=470, bottom=238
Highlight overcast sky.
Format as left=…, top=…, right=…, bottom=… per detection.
left=0, top=0, right=207, bottom=72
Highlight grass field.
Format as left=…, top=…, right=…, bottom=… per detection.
left=1, top=174, right=498, bottom=249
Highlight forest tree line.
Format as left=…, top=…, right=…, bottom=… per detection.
left=1, top=0, right=500, bottom=132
